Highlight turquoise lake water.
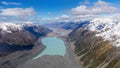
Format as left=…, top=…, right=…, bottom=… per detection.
left=33, top=36, right=66, bottom=60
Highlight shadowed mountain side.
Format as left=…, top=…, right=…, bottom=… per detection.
left=24, top=25, right=52, bottom=39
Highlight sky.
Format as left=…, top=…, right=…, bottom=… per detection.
left=0, top=0, right=120, bottom=24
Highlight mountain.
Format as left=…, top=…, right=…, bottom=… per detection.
left=0, top=22, right=52, bottom=55
left=68, top=17, right=120, bottom=68
left=0, top=22, right=52, bottom=68
left=46, top=21, right=90, bottom=30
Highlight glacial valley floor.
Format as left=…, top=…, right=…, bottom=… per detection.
left=18, top=28, right=83, bottom=68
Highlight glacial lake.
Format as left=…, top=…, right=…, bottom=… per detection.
left=33, top=36, right=66, bottom=60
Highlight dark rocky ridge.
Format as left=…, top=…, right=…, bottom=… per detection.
left=69, top=25, right=120, bottom=68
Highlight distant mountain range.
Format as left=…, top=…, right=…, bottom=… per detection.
left=45, top=21, right=90, bottom=30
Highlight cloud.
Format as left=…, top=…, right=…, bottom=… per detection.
left=41, top=14, right=70, bottom=23
left=61, top=14, right=69, bottom=19
left=71, top=0, right=118, bottom=15
left=0, top=7, right=36, bottom=23
left=0, top=7, right=35, bottom=17
left=1, top=1, right=21, bottom=5
left=67, top=0, right=119, bottom=22
left=42, top=1, right=119, bottom=23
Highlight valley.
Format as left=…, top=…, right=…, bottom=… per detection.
left=0, top=0, right=120, bottom=68
left=0, top=19, right=120, bottom=68
left=18, top=27, right=83, bottom=68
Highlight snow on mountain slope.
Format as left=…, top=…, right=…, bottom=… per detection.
left=0, top=23, right=23, bottom=32
left=85, top=17, right=120, bottom=47
left=0, top=21, right=35, bottom=33
left=23, top=21, right=35, bottom=26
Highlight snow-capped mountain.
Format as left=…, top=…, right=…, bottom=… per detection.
left=0, top=22, right=51, bottom=55
left=0, top=22, right=52, bottom=45
left=0, top=22, right=52, bottom=68
left=68, top=16, right=120, bottom=68
left=85, top=17, right=120, bottom=47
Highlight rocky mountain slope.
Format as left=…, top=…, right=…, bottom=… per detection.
left=0, top=22, right=52, bottom=68
left=69, top=17, right=120, bottom=68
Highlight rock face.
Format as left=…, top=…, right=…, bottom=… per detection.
left=69, top=18, right=120, bottom=68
